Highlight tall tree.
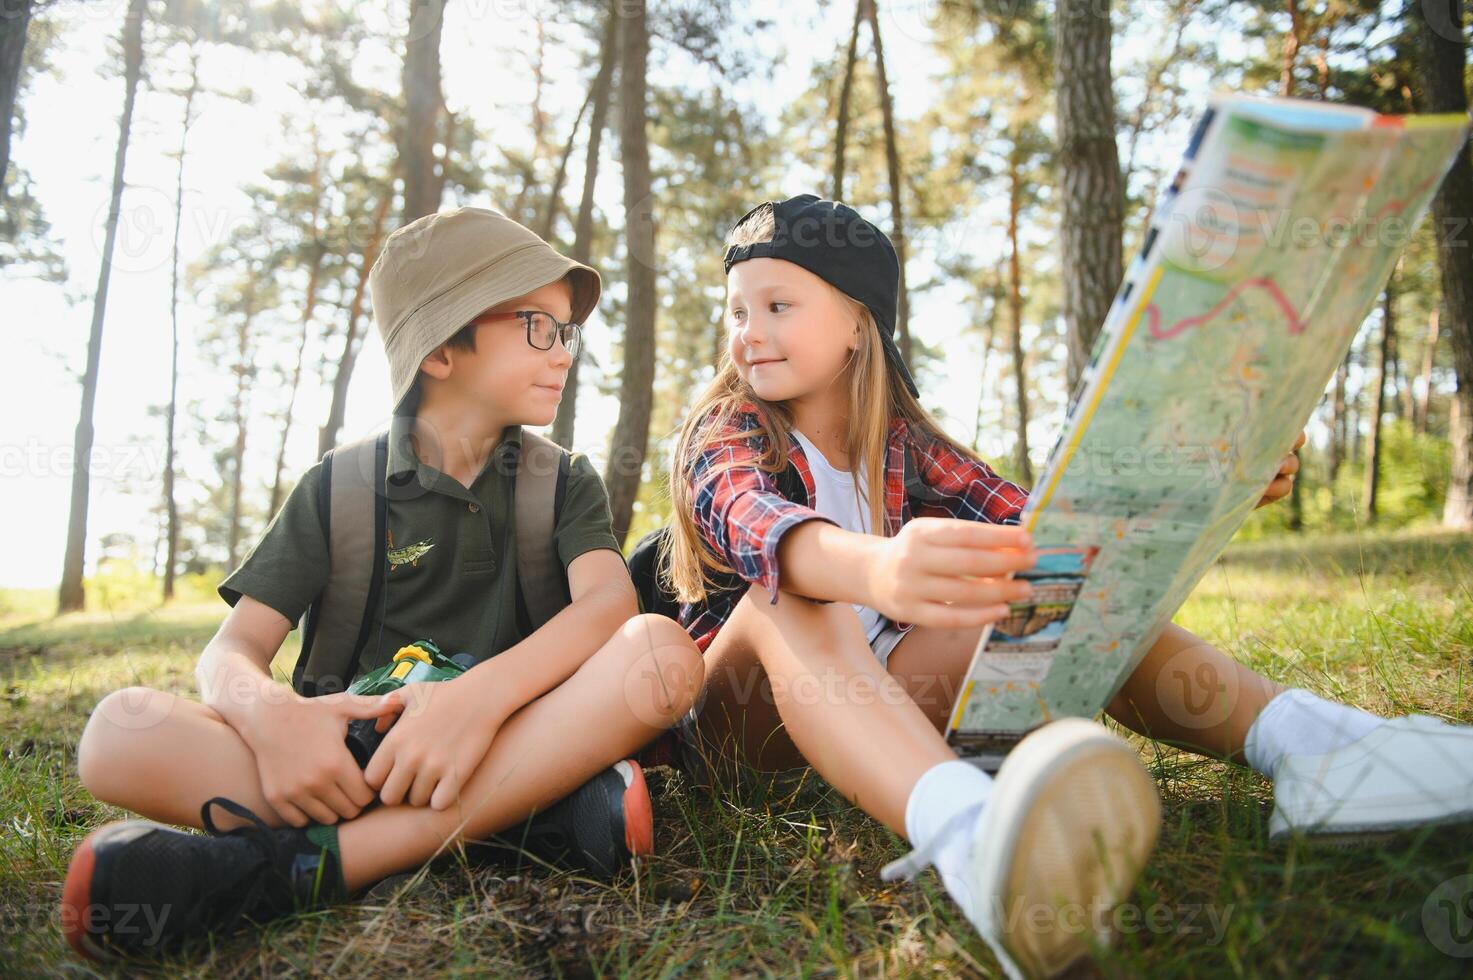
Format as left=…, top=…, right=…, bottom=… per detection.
left=865, top=0, right=912, bottom=368
left=823, top=0, right=911, bottom=366
left=320, top=187, right=391, bottom=455
left=1364, top=281, right=1397, bottom=521
left=831, top=0, right=863, bottom=201
left=0, top=0, right=33, bottom=192
left=400, top=0, right=448, bottom=221
left=1415, top=308, right=1439, bottom=435
left=1055, top=0, right=1124, bottom=390
left=162, top=45, right=202, bottom=601
left=1409, top=0, right=1473, bottom=528
left=58, top=0, right=147, bottom=613
left=267, top=130, right=328, bottom=515
left=605, top=0, right=656, bottom=545
left=553, top=0, right=619, bottom=450
left=1005, top=141, right=1033, bottom=485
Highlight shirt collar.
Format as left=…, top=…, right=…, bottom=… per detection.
left=386, top=402, right=524, bottom=487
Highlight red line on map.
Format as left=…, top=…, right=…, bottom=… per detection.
left=1372, top=167, right=1442, bottom=221
left=1146, top=276, right=1305, bottom=341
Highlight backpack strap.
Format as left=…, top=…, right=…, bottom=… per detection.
left=294, top=431, right=389, bottom=696
left=515, top=428, right=573, bottom=631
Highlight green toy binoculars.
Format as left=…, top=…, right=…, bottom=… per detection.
left=344, top=640, right=476, bottom=767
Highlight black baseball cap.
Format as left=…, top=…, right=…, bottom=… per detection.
left=723, top=194, right=919, bottom=398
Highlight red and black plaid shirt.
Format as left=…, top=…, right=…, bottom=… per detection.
left=679, top=401, right=1030, bottom=652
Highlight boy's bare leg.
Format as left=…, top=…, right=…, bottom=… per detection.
left=696, top=585, right=955, bottom=835
left=885, top=618, right=1288, bottom=766
left=77, top=614, right=703, bottom=891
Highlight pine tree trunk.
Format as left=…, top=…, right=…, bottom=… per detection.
left=270, top=139, right=326, bottom=515
left=604, top=0, right=656, bottom=546
left=1055, top=0, right=1124, bottom=391
left=320, top=191, right=390, bottom=455
left=1007, top=150, right=1032, bottom=485
left=400, top=0, right=448, bottom=221
left=0, top=0, right=32, bottom=196
left=1363, top=286, right=1394, bottom=523
left=1448, top=386, right=1473, bottom=528
left=972, top=264, right=1003, bottom=451
left=831, top=0, right=863, bottom=202
left=537, top=89, right=593, bottom=240
left=59, top=0, right=146, bottom=614
left=1287, top=452, right=1304, bottom=530
left=552, top=0, right=618, bottom=451
left=1411, top=1, right=1473, bottom=528
left=866, top=0, right=911, bottom=367
left=1281, top=0, right=1304, bottom=97
left=163, top=47, right=200, bottom=601
left=1415, top=307, right=1439, bottom=435
left=228, top=306, right=257, bottom=571
left=1329, top=351, right=1348, bottom=485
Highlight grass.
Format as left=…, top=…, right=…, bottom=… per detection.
left=2, top=526, right=1472, bottom=977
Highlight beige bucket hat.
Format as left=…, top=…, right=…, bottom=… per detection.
left=368, top=206, right=601, bottom=412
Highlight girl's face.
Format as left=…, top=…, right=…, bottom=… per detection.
left=725, top=258, right=859, bottom=403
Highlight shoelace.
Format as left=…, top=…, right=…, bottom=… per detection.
left=195, top=797, right=299, bottom=929
left=879, top=801, right=984, bottom=883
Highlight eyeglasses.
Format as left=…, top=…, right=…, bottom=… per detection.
left=474, top=310, right=582, bottom=358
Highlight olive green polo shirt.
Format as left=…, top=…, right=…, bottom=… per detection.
left=218, top=415, right=623, bottom=675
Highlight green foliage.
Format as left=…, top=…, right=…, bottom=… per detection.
left=1236, top=419, right=1452, bottom=541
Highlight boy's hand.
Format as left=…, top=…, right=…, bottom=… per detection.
left=366, top=668, right=509, bottom=811
left=866, top=518, right=1037, bottom=630
left=244, top=690, right=399, bottom=827
left=1254, top=430, right=1305, bottom=509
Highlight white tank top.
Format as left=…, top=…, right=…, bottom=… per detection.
left=789, top=428, right=888, bottom=643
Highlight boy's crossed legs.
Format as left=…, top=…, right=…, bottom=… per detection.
left=66, top=614, right=703, bottom=953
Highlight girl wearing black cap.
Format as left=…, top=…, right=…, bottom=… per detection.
left=659, top=195, right=1471, bottom=979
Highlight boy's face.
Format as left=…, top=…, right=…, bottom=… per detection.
left=427, top=278, right=576, bottom=427
left=725, top=257, right=858, bottom=403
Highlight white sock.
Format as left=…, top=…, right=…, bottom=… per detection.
left=1243, top=688, right=1384, bottom=779
left=903, top=759, right=994, bottom=919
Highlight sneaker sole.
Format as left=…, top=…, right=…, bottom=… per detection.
left=969, top=718, right=1162, bottom=980
left=61, top=820, right=164, bottom=962
left=616, top=759, right=655, bottom=859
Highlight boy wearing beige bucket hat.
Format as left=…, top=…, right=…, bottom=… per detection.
left=61, top=207, right=707, bottom=958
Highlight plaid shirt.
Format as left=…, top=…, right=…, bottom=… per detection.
left=680, top=401, right=1030, bottom=652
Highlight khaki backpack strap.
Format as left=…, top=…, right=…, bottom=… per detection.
left=296, top=431, right=387, bottom=695
left=516, top=429, right=573, bottom=630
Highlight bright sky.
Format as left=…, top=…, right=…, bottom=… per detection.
left=3, top=1, right=1218, bottom=589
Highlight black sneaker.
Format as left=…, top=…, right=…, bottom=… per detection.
left=62, top=797, right=345, bottom=960
left=473, top=759, right=654, bottom=879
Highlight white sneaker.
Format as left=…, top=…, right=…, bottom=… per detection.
left=884, top=718, right=1162, bottom=979
left=1268, top=713, right=1473, bottom=840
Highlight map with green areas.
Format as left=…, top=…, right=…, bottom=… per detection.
left=947, top=95, right=1471, bottom=770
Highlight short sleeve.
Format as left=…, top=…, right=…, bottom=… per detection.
left=217, top=462, right=330, bottom=627
left=553, top=452, right=623, bottom=568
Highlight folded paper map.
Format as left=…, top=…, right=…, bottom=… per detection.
left=946, top=94, right=1471, bottom=769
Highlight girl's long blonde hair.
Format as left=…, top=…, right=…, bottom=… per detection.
left=664, top=220, right=995, bottom=604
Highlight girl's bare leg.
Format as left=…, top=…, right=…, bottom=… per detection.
left=76, top=614, right=703, bottom=891
left=695, top=585, right=954, bottom=834
left=886, top=618, right=1287, bottom=765
left=1102, top=621, right=1286, bottom=765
